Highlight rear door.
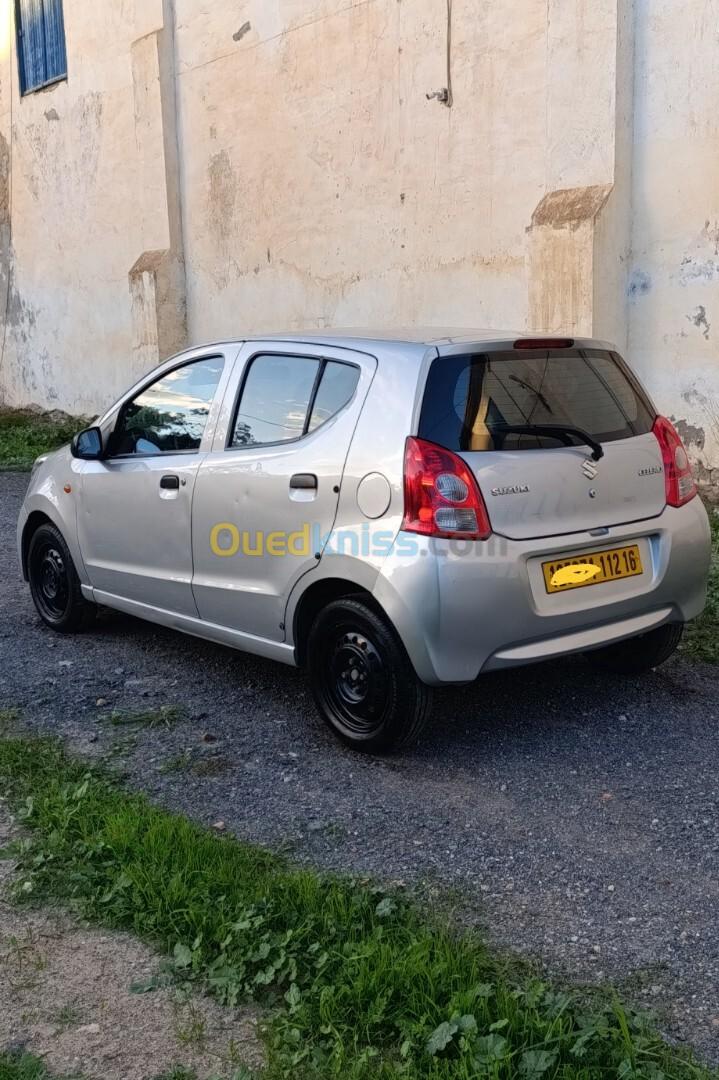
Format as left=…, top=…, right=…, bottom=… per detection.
left=191, top=342, right=377, bottom=641
left=418, top=345, right=665, bottom=540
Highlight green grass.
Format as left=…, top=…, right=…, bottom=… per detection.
left=0, top=1052, right=82, bottom=1080
left=0, top=1055, right=253, bottom=1080
left=0, top=735, right=716, bottom=1080
left=683, top=508, right=719, bottom=663
left=100, top=705, right=185, bottom=730
left=0, top=409, right=88, bottom=471
left=152, top=1070, right=257, bottom=1080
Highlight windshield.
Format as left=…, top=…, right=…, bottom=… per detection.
left=418, top=349, right=655, bottom=452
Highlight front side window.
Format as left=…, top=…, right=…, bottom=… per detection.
left=16, top=0, right=67, bottom=95
left=230, top=355, right=360, bottom=448
left=419, top=349, right=655, bottom=453
left=108, top=356, right=224, bottom=457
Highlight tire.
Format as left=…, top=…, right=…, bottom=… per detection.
left=584, top=622, right=684, bottom=675
left=307, top=597, right=433, bottom=752
left=27, top=523, right=96, bottom=633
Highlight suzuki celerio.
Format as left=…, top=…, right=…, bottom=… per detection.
left=18, top=331, right=712, bottom=750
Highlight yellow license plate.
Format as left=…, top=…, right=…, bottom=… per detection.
left=542, top=544, right=644, bottom=594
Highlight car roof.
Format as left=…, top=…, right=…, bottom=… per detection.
left=255, top=328, right=523, bottom=346
left=201, top=329, right=614, bottom=352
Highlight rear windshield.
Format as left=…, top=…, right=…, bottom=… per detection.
left=418, top=349, right=655, bottom=452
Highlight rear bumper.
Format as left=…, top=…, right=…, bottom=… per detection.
left=373, top=498, right=712, bottom=685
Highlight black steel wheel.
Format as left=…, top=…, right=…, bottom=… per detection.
left=308, top=597, right=433, bottom=752
left=27, top=523, right=96, bottom=633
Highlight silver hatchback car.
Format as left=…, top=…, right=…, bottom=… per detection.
left=18, top=331, right=712, bottom=751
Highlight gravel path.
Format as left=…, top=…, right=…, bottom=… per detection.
left=2, top=471, right=718, bottom=1062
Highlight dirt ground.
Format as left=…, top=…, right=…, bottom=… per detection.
left=0, top=802, right=265, bottom=1080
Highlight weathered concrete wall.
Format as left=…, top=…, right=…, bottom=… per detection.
left=173, top=0, right=548, bottom=340
left=0, top=0, right=185, bottom=414
left=0, top=3, right=135, bottom=412
left=528, top=0, right=634, bottom=352
left=0, top=0, right=717, bottom=481
left=628, top=0, right=719, bottom=482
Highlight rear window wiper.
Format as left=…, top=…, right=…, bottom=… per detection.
left=491, top=424, right=604, bottom=461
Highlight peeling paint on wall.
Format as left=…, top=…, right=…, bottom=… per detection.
left=682, top=387, right=719, bottom=451
left=205, top=149, right=238, bottom=289
left=679, top=257, right=719, bottom=287
left=530, top=185, right=613, bottom=229
left=686, top=304, right=710, bottom=339
left=0, top=132, right=41, bottom=400
left=700, top=219, right=719, bottom=252
left=671, top=417, right=706, bottom=450
left=677, top=222, right=719, bottom=288
left=206, top=150, right=236, bottom=232
left=0, top=132, right=9, bottom=229
left=22, top=91, right=104, bottom=207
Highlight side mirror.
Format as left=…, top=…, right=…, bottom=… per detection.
left=71, top=427, right=104, bottom=460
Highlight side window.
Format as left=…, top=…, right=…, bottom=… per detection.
left=231, top=355, right=320, bottom=447
left=308, top=362, right=360, bottom=433
left=109, top=356, right=224, bottom=457
left=230, top=355, right=361, bottom=448
left=16, top=0, right=67, bottom=95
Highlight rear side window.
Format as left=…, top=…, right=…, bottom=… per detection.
left=418, top=349, right=655, bottom=452
left=231, top=355, right=360, bottom=448
left=308, top=362, right=360, bottom=433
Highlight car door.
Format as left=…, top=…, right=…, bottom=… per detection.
left=77, top=350, right=235, bottom=617
left=191, top=342, right=377, bottom=641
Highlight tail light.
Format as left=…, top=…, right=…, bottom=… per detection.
left=402, top=437, right=491, bottom=540
left=652, top=416, right=697, bottom=507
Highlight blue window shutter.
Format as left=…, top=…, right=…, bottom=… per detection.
left=16, top=0, right=67, bottom=94
left=43, top=0, right=67, bottom=83
left=17, top=0, right=47, bottom=93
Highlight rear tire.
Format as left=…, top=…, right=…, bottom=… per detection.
left=28, top=523, right=96, bottom=633
left=307, top=597, right=433, bottom=752
left=584, top=622, right=683, bottom=675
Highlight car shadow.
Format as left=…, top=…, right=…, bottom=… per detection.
left=84, top=604, right=706, bottom=773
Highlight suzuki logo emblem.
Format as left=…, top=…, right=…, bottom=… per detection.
left=582, top=458, right=599, bottom=480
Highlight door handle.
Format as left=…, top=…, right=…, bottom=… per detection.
left=290, top=473, right=318, bottom=490
left=160, top=475, right=180, bottom=490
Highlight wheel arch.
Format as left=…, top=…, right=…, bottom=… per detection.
left=20, top=510, right=56, bottom=580
left=292, top=576, right=392, bottom=668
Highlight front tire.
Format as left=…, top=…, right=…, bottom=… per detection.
left=584, top=622, right=684, bottom=675
left=307, top=597, right=433, bottom=752
left=27, top=523, right=96, bottom=633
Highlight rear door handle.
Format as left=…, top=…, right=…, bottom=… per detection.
left=160, top=474, right=180, bottom=490
left=290, top=473, right=318, bottom=490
